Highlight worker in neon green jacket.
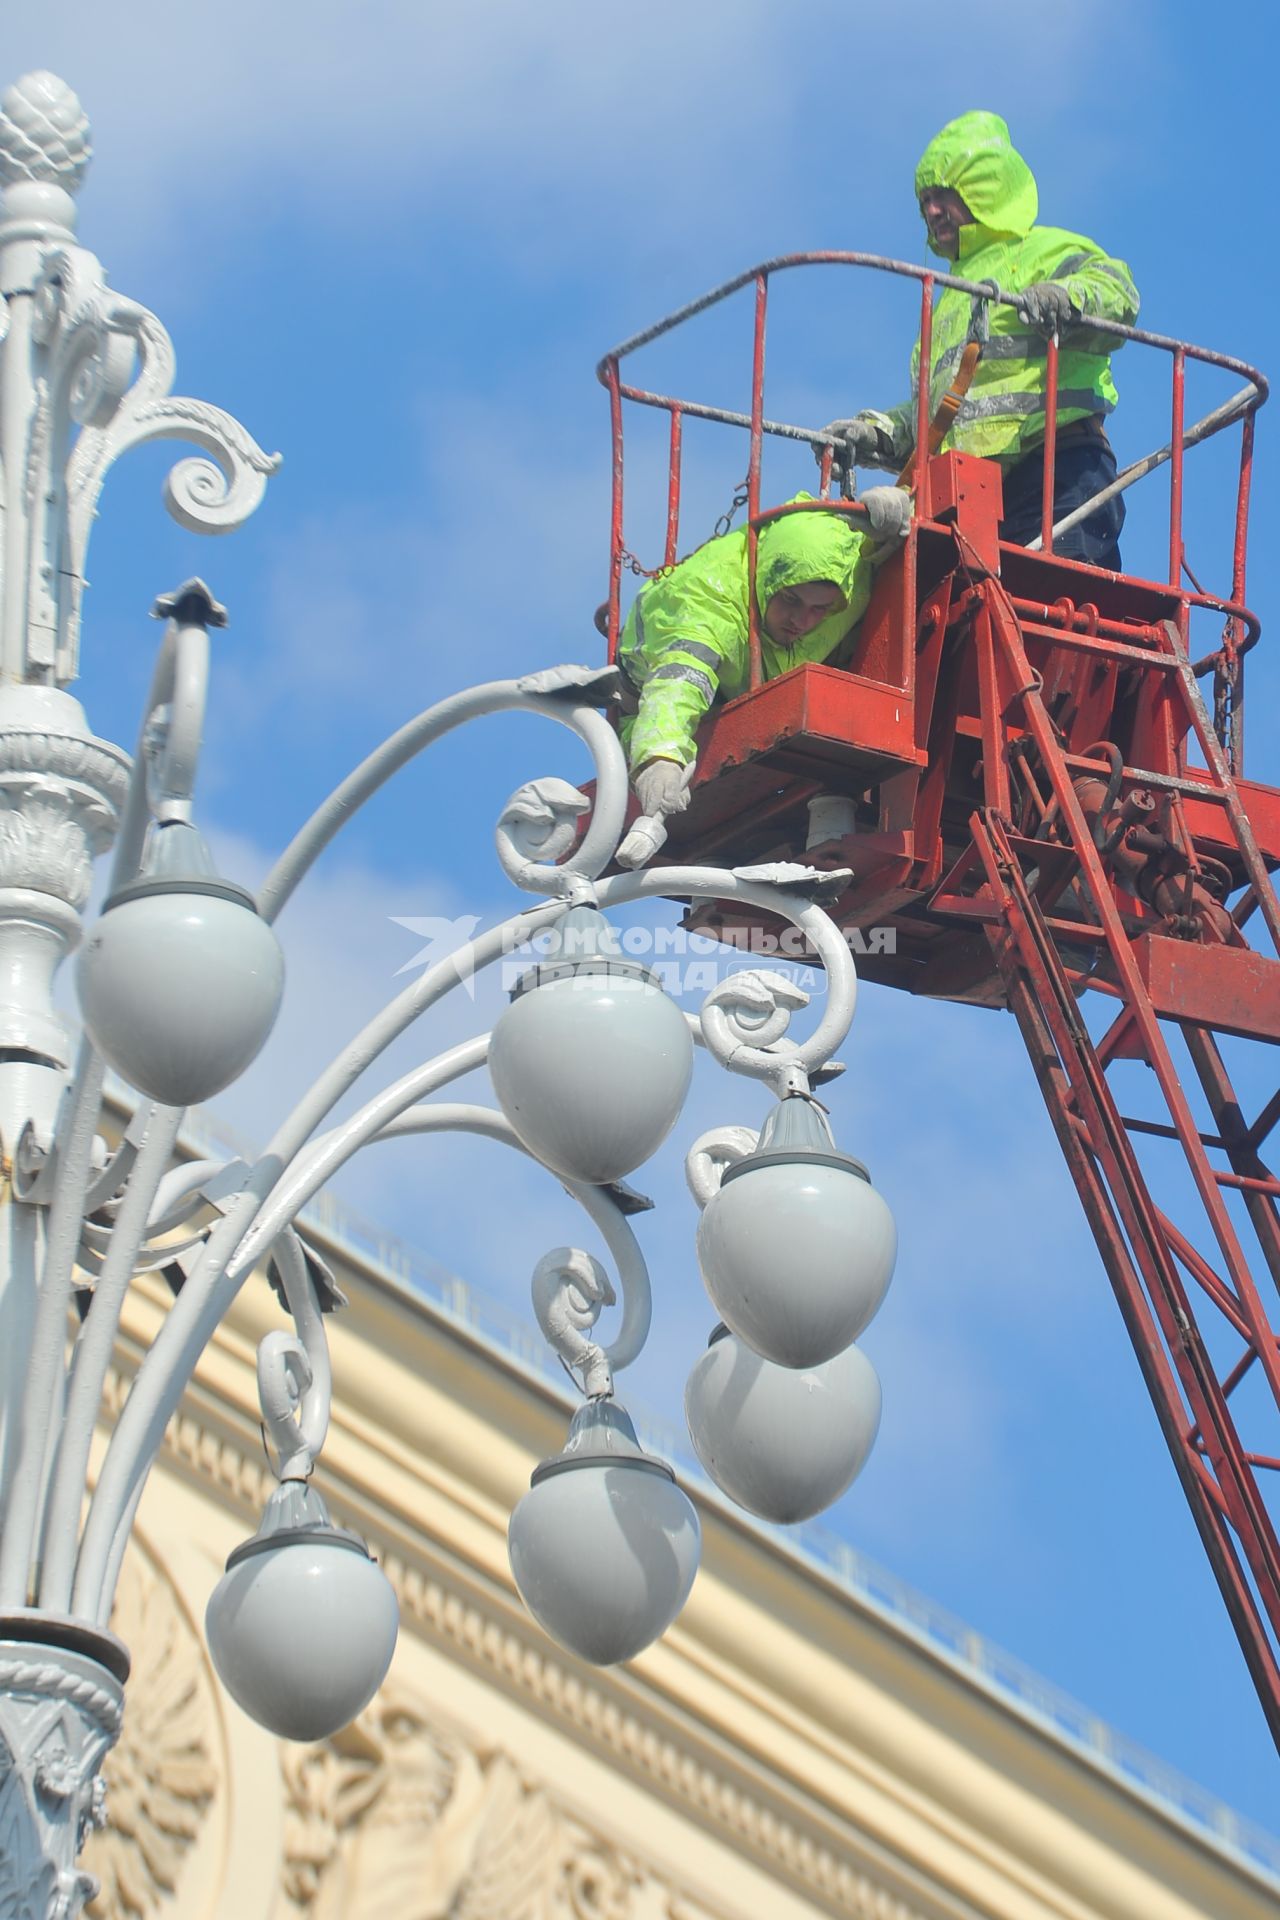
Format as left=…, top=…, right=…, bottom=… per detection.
left=619, top=489, right=908, bottom=820
left=823, top=111, right=1139, bottom=567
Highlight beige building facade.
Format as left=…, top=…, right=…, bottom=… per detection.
left=82, top=1133, right=1280, bottom=1920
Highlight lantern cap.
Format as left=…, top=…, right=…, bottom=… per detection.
left=223, top=1480, right=373, bottom=1572
left=721, top=1094, right=869, bottom=1187
left=103, top=820, right=258, bottom=915
left=508, top=903, right=660, bottom=999
left=530, top=1397, right=675, bottom=1487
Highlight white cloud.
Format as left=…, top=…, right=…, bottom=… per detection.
left=13, top=2, right=1162, bottom=277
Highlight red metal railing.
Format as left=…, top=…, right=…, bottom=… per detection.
left=597, top=251, right=1267, bottom=751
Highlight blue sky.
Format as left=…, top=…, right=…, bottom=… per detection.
left=16, top=0, right=1280, bottom=1835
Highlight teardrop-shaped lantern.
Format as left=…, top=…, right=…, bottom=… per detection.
left=206, top=1483, right=398, bottom=1742
left=508, top=1399, right=700, bottom=1664
left=685, top=1324, right=881, bottom=1522
left=490, top=906, right=692, bottom=1184
left=77, top=822, right=283, bottom=1107
left=696, top=1096, right=896, bottom=1368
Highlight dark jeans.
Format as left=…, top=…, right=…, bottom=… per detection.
left=999, top=434, right=1124, bottom=570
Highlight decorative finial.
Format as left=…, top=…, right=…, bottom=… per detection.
left=0, top=72, right=91, bottom=192
left=151, top=580, right=230, bottom=630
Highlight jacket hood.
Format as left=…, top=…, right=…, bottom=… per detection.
left=914, top=111, right=1038, bottom=255
left=754, top=496, right=864, bottom=615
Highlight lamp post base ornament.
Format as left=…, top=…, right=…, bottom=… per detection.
left=0, top=1618, right=128, bottom=1920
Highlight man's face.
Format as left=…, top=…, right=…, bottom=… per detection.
left=919, top=185, right=973, bottom=259
left=763, top=581, right=844, bottom=646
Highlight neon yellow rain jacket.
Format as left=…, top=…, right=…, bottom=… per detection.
left=619, top=500, right=874, bottom=770
left=861, top=111, right=1139, bottom=469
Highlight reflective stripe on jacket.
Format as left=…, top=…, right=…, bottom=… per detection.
left=862, top=111, right=1139, bottom=469
left=619, top=499, right=875, bottom=770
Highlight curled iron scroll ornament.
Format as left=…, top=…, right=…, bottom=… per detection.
left=698, top=969, right=811, bottom=1076
left=65, top=299, right=281, bottom=537
left=684, top=1126, right=760, bottom=1211
left=531, top=1247, right=616, bottom=1398
left=496, top=779, right=593, bottom=894
left=25, top=272, right=282, bottom=678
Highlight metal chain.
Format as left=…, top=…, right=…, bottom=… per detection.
left=1213, top=635, right=1241, bottom=774
left=620, top=473, right=752, bottom=581
left=617, top=548, right=672, bottom=581
left=713, top=477, right=750, bottom=539
left=1178, top=546, right=1243, bottom=769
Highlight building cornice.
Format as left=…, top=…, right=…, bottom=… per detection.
left=107, top=1262, right=1280, bottom=1920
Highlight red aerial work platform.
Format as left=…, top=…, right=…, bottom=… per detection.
left=597, top=254, right=1280, bottom=1751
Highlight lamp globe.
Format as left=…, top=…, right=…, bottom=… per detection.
left=685, top=1324, right=882, bottom=1523
left=490, top=906, right=692, bottom=1183
left=205, top=1484, right=399, bottom=1742
left=696, top=1097, right=896, bottom=1369
left=508, top=1400, right=700, bottom=1665
left=77, top=821, right=284, bottom=1107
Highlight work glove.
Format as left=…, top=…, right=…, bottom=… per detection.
left=814, top=416, right=894, bottom=468
left=633, top=758, right=691, bottom=819
left=1018, top=282, right=1076, bottom=335
left=859, top=485, right=913, bottom=542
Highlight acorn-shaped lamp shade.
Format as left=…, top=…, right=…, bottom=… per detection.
left=508, top=1399, right=700, bottom=1665
left=490, top=906, right=692, bottom=1184
left=206, top=1481, right=399, bottom=1742
left=696, top=1096, right=896, bottom=1368
left=685, top=1324, right=882, bottom=1523
left=77, top=822, right=284, bottom=1107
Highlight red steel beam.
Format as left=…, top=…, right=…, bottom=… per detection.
left=746, top=273, right=768, bottom=693
left=914, top=277, right=934, bottom=523
left=1170, top=345, right=1187, bottom=587
left=1041, top=333, right=1060, bottom=555
left=665, top=408, right=683, bottom=569
left=604, top=355, right=625, bottom=660
left=974, top=813, right=1280, bottom=1745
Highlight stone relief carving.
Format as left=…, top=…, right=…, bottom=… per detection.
left=557, top=1830, right=640, bottom=1920
left=83, top=1554, right=217, bottom=1920
left=277, top=1684, right=742, bottom=1920
left=279, top=1685, right=553, bottom=1920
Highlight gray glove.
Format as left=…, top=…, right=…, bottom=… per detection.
left=814, top=416, right=893, bottom=468
left=859, top=485, right=913, bottom=542
left=1018, top=282, right=1076, bottom=335
left=634, top=758, right=691, bottom=819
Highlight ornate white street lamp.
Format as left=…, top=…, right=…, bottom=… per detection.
left=0, top=71, right=896, bottom=1916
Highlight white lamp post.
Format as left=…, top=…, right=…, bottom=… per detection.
left=0, top=71, right=897, bottom=1916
